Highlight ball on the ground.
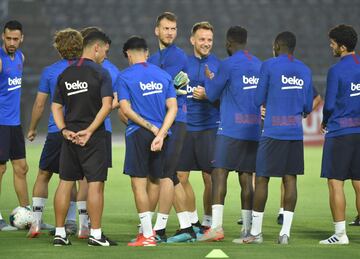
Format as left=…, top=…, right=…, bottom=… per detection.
left=9, top=206, right=33, bottom=229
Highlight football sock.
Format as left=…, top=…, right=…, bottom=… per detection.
left=55, top=227, right=66, bottom=238
left=154, top=213, right=168, bottom=231
left=250, top=211, right=264, bottom=236
left=334, top=221, right=346, bottom=236
left=139, top=211, right=153, bottom=238
left=279, top=207, right=284, bottom=215
left=279, top=211, right=294, bottom=237
left=242, top=209, right=252, bottom=233
left=90, top=228, right=102, bottom=239
left=0, top=212, right=3, bottom=220
left=211, top=204, right=224, bottom=228
left=66, top=201, right=77, bottom=222
left=177, top=211, right=192, bottom=229
left=32, top=197, right=46, bottom=222
left=189, top=210, right=199, bottom=224
left=77, top=201, right=88, bottom=228
left=202, top=214, right=212, bottom=227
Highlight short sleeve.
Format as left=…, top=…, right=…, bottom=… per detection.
left=100, top=69, right=114, bottom=98
left=52, top=75, right=64, bottom=105
left=117, top=75, right=130, bottom=101
left=38, top=68, right=50, bottom=94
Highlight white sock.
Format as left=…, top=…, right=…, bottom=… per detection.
left=153, top=213, right=169, bottom=231
left=139, top=211, right=153, bottom=238
left=334, top=221, right=346, bottom=236
left=279, top=211, right=294, bottom=237
left=0, top=212, right=3, bottom=220
left=139, top=211, right=155, bottom=234
left=177, top=211, right=192, bottom=229
left=211, top=204, right=224, bottom=229
left=279, top=207, right=284, bottom=214
left=77, top=201, right=88, bottom=228
left=55, top=227, right=66, bottom=238
left=90, top=228, right=102, bottom=239
left=242, top=209, right=252, bottom=233
left=202, top=214, right=212, bottom=227
left=32, top=197, right=46, bottom=222
left=250, top=211, right=264, bottom=236
left=66, top=201, right=77, bottom=222
left=189, top=210, right=199, bottom=224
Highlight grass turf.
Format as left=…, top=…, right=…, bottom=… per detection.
left=0, top=144, right=359, bottom=258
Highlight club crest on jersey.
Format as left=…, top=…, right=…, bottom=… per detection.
left=65, top=81, right=88, bottom=96
left=139, top=81, right=163, bottom=96
left=350, top=82, right=360, bottom=97
left=7, top=77, right=22, bottom=91
left=242, top=76, right=259, bottom=90
left=281, top=75, right=304, bottom=90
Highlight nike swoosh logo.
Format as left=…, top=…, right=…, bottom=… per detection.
left=91, top=238, right=110, bottom=246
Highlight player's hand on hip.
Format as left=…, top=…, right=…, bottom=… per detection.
left=320, top=122, right=328, bottom=134
left=151, top=135, right=164, bottom=152
left=27, top=130, right=37, bottom=141
left=193, top=86, right=206, bottom=100
left=205, top=64, right=214, bottom=79
left=74, top=130, right=92, bottom=146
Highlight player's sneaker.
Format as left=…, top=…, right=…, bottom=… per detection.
left=197, top=226, right=224, bottom=241
left=277, top=214, right=283, bottom=225
left=27, top=220, right=41, bottom=238
left=349, top=215, right=360, bottom=226
left=78, top=224, right=90, bottom=239
left=88, top=233, right=117, bottom=246
left=278, top=234, right=289, bottom=245
left=167, top=228, right=197, bottom=243
left=319, top=234, right=349, bottom=245
left=154, top=233, right=167, bottom=243
left=242, top=233, right=263, bottom=244
left=0, top=219, right=17, bottom=231
left=127, top=234, right=156, bottom=247
left=232, top=229, right=250, bottom=244
left=237, top=218, right=243, bottom=225
left=53, top=235, right=71, bottom=246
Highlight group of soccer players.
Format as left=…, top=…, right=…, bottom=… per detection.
left=0, top=11, right=359, bottom=247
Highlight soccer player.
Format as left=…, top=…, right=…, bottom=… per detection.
left=177, top=21, right=221, bottom=230
left=118, top=36, right=177, bottom=247
left=26, top=28, right=83, bottom=238
left=0, top=20, right=30, bottom=231
left=319, top=24, right=360, bottom=245
left=193, top=26, right=262, bottom=242
left=147, top=12, right=196, bottom=243
left=51, top=30, right=116, bottom=246
left=243, top=31, right=313, bottom=245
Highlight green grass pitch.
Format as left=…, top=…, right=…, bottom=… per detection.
left=0, top=144, right=359, bottom=258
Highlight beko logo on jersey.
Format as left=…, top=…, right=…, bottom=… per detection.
left=281, top=75, right=304, bottom=90
left=7, top=77, right=22, bottom=91
left=350, top=82, right=360, bottom=97
left=242, top=76, right=259, bottom=90
left=140, top=81, right=163, bottom=96
left=186, top=85, right=196, bottom=98
left=65, top=81, right=88, bottom=96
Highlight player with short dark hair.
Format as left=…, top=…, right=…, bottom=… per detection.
left=51, top=30, right=116, bottom=246
left=26, top=28, right=83, bottom=238
left=118, top=36, right=177, bottom=247
left=193, top=26, right=262, bottom=242
left=0, top=20, right=30, bottom=231
left=319, top=24, right=360, bottom=245
left=243, top=31, right=313, bottom=245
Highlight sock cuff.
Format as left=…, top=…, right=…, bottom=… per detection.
left=212, top=204, right=224, bottom=209
left=252, top=211, right=264, bottom=217
left=139, top=211, right=151, bottom=218
left=32, top=197, right=46, bottom=207
left=157, top=213, right=169, bottom=219
left=77, top=201, right=87, bottom=210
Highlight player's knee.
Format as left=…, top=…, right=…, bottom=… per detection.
left=14, top=163, right=28, bottom=178
left=37, top=170, right=52, bottom=182
left=0, top=164, right=6, bottom=176
left=177, top=173, right=189, bottom=184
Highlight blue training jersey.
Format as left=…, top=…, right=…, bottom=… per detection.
left=255, top=54, right=313, bottom=140
left=323, top=54, right=360, bottom=138
left=186, top=53, right=220, bottom=131
left=102, top=59, right=120, bottom=132
left=116, top=62, right=177, bottom=136
left=0, top=48, right=23, bottom=125
left=205, top=50, right=262, bottom=141
left=148, top=44, right=188, bottom=123
left=38, top=59, right=75, bottom=133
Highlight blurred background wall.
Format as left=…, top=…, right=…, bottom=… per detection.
left=1, top=0, right=359, bottom=135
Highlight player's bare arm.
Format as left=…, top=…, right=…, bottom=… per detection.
left=27, top=92, right=48, bottom=141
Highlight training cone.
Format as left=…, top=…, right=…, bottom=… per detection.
left=205, top=249, right=229, bottom=258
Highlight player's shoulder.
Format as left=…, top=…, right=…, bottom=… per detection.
left=146, top=62, right=172, bottom=80
left=292, top=58, right=312, bottom=74
left=170, top=44, right=187, bottom=59
left=208, top=53, right=221, bottom=64
left=102, top=59, right=120, bottom=72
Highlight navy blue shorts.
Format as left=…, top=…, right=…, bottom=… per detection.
left=212, top=135, right=258, bottom=173
left=177, top=128, right=217, bottom=173
left=124, top=128, right=167, bottom=179
left=321, top=134, right=360, bottom=180
left=0, top=125, right=26, bottom=164
left=162, top=122, right=187, bottom=185
left=256, top=137, right=304, bottom=177
left=39, top=132, right=62, bottom=173
left=60, top=130, right=108, bottom=182
left=105, top=131, right=112, bottom=168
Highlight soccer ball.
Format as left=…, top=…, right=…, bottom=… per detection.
left=9, top=206, right=33, bottom=229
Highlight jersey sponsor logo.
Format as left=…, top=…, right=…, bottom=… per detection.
left=65, top=81, right=88, bottom=96
left=186, top=84, right=196, bottom=98
left=350, top=82, right=360, bottom=97
left=7, top=77, right=22, bottom=91
left=139, top=81, right=163, bottom=96
left=242, top=76, right=259, bottom=90
left=281, top=75, right=304, bottom=90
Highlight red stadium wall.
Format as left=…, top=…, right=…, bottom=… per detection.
left=303, top=103, right=324, bottom=146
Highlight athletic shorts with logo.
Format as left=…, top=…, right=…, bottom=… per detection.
left=0, top=125, right=26, bottom=164
left=321, top=133, right=360, bottom=180
left=124, top=127, right=167, bottom=179
left=177, top=128, right=217, bottom=173
left=256, top=137, right=304, bottom=177
left=212, top=134, right=258, bottom=173
left=59, top=130, right=108, bottom=182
